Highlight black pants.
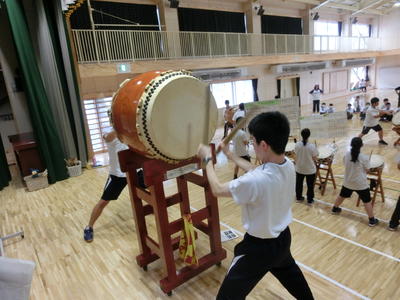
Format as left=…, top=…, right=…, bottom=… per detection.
left=296, top=172, right=316, bottom=201
left=312, top=100, right=320, bottom=113
left=217, top=227, right=314, bottom=300
left=223, top=122, right=234, bottom=138
left=390, top=196, right=400, bottom=228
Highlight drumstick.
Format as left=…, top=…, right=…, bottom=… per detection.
left=217, top=109, right=254, bottom=154
left=369, top=150, right=373, bottom=160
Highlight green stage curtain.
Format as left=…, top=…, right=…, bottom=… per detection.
left=0, top=138, right=11, bottom=190
left=5, top=0, right=68, bottom=183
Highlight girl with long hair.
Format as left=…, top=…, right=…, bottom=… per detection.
left=331, top=137, right=379, bottom=226
left=294, top=128, right=318, bottom=204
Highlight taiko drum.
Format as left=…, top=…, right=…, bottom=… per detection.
left=111, top=70, right=218, bottom=163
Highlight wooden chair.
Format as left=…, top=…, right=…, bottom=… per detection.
left=315, top=155, right=336, bottom=196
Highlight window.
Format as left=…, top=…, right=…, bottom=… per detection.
left=314, top=21, right=339, bottom=51
left=83, top=97, right=113, bottom=154
left=350, top=67, right=366, bottom=90
left=210, top=80, right=254, bottom=108
left=352, top=24, right=370, bottom=49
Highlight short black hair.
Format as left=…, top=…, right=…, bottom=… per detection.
left=383, top=98, right=389, bottom=102
left=225, top=100, right=230, bottom=105
left=238, top=103, right=244, bottom=110
left=371, top=97, right=379, bottom=104
left=248, top=111, right=290, bottom=154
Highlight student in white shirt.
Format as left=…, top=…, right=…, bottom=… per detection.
left=232, top=103, right=246, bottom=124
left=320, top=102, right=328, bottom=115
left=354, top=96, right=361, bottom=113
left=331, top=137, right=379, bottom=226
left=84, top=112, right=146, bottom=242
left=346, top=104, right=354, bottom=120
left=380, top=100, right=393, bottom=122
left=295, top=128, right=318, bottom=204
left=358, top=97, right=388, bottom=145
left=197, top=112, right=314, bottom=300
left=359, top=79, right=367, bottom=92
left=327, top=103, right=335, bottom=113
left=232, top=117, right=250, bottom=179
left=359, top=102, right=370, bottom=120
left=310, top=84, right=323, bottom=113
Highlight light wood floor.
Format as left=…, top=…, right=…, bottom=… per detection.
left=2, top=89, right=400, bottom=300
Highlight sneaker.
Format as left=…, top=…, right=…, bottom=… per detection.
left=331, top=206, right=342, bottom=214
left=368, top=218, right=379, bottom=227
left=84, top=227, right=93, bottom=242
left=388, top=225, right=398, bottom=231
left=296, top=196, right=305, bottom=202
left=378, top=140, right=388, bottom=145
left=307, top=199, right=314, bottom=205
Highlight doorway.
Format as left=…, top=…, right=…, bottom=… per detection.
left=277, top=76, right=300, bottom=106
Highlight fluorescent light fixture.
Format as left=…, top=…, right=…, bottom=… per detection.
left=394, top=1, right=400, bottom=7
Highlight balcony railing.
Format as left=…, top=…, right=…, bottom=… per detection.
left=71, top=29, right=398, bottom=64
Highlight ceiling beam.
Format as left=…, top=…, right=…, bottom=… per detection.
left=311, top=0, right=334, bottom=11
left=351, top=0, right=389, bottom=16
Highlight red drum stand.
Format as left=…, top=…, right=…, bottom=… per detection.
left=118, top=149, right=226, bottom=296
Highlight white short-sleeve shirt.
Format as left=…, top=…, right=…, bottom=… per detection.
left=294, top=141, right=318, bottom=175
left=233, top=110, right=245, bottom=122
left=364, top=106, right=379, bottom=127
left=228, top=159, right=295, bottom=239
left=106, top=138, right=129, bottom=178
left=232, top=129, right=249, bottom=157
left=343, top=152, right=370, bottom=190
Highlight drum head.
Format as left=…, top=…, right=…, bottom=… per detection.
left=318, top=146, right=334, bottom=160
left=393, top=112, right=400, bottom=126
left=137, top=72, right=218, bottom=161
left=285, top=142, right=295, bottom=153
left=370, top=154, right=384, bottom=169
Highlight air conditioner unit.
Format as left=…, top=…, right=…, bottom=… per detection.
left=191, top=68, right=244, bottom=81
left=341, top=58, right=375, bottom=68
left=271, top=62, right=330, bottom=74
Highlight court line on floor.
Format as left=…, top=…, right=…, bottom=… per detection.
left=190, top=206, right=371, bottom=300
left=310, top=198, right=390, bottom=224
left=293, top=218, right=400, bottom=263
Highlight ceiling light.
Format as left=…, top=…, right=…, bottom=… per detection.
left=256, top=5, right=265, bottom=16
left=394, top=1, right=400, bottom=7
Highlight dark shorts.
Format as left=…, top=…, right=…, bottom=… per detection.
left=101, top=175, right=127, bottom=201
left=339, top=186, right=371, bottom=203
left=240, top=155, right=251, bottom=162
left=361, top=124, right=382, bottom=135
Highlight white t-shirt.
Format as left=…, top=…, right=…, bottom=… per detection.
left=294, top=141, right=318, bottom=175
left=327, top=106, right=335, bottom=113
left=343, top=152, right=370, bottom=190
left=106, top=138, right=129, bottom=177
left=320, top=105, right=328, bottom=114
left=228, top=159, right=294, bottom=238
left=364, top=106, right=379, bottom=127
left=346, top=107, right=354, bottom=113
left=310, top=89, right=323, bottom=101
left=232, top=129, right=249, bottom=157
left=233, top=110, right=245, bottom=122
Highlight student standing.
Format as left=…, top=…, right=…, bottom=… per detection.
left=232, top=117, right=250, bottom=179
left=295, top=128, right=318, bottom=204
left=331, top=137, right=379, bottom=227
left=310, top=84, right=323, bottom=113
left=358, top=97, right=388, bottom=145
left=197, top=111, right=314, bottom=300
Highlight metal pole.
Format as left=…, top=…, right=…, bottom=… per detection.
left=87, top=0, right=100, bottom=63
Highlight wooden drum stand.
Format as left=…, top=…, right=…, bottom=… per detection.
left=118, top=148, right=226, bottom=296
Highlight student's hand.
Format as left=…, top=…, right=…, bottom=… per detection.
left=197, top=144, right=211, bottom=160
left=216, top=141, right=230, bottom=156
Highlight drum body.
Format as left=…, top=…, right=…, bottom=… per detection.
left=111, top=70, right=218, bottom=163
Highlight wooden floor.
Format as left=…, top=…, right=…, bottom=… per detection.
left=2, top=89, right=400, bottom=300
